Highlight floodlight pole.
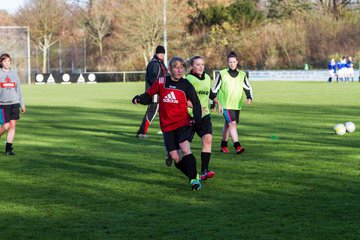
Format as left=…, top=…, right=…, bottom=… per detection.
left=59, top=37, right=62, bottom=73
left=84, top=35, right=87, bottom=73
left=163, top=0, right=168, bottom=67
left=26, top=26, right=31, bottom=84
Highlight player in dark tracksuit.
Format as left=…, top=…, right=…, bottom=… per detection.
left=132, top=57, right=203, bottom=190
left=136, top=45, right=168, bottom=138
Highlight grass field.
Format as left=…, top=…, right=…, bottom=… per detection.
left=0, top=81, right=359, bottom=239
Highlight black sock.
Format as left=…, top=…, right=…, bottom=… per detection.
left=234, top=142, right=241, bottom=149
left=175, top=160, right=188, bottom=177
left=5, top=142, right=12, bottom=152
left=221, top=140, right=228, bottom=148
left=201, top=152, right=211, bottom=172
left=182, top=154, right=197, bottom=181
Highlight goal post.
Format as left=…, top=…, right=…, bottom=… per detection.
left=0, top=26, right=31, bottom=85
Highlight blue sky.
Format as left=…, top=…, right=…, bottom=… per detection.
left=0, top=0, right=25, bottom=14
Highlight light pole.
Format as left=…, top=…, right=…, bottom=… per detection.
left=83, top=34, right=87, bottom=72
left=163, top=0, right=167, bottom=67
left=59, top=36, right=62, bottom=73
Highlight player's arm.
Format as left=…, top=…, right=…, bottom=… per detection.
left=186, top=83, right=201, bottom=124
left=243, top=75, right=253, bottom=105
left=208, top=90, right=223, bottom=113
left=212, top=73, right=222, bottom=95
left=132, top=79, right=160, bottom=105
left=15, top=72, right=26, bottom=113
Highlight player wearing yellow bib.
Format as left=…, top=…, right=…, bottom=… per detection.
left=186, top=56, right=221, bottom=180
left=212, top=52, right=253, bottom=154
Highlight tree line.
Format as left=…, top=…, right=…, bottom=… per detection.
left=0, top=0, right=359, bottom=73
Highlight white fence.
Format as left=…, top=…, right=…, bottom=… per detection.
left=213, top=70, right=360, bottom=82
left=33, top=70, right=360, bottom=84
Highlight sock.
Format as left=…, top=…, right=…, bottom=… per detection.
left=182, top=154, right=197, bottom=181
left=221, top=140, right=228, bottom=148
left=201, top=152, right=211, bottom=172
left=175, top=160, right=188, bottom=177
left=5, top=142, right=12, bottom=152
left=234, top=141, right=241, bottom=149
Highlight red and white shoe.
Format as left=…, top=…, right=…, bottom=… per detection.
left=200, top=170, right=215, bottom=180
left=236, top=146, right=245, bottom=154
left=220, top=147, right=229, bottom=153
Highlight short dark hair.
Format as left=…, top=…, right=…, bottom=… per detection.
left=0, top=53, right=11, bottom=68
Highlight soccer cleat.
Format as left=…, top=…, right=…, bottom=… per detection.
left=200, top=170, right=215, bottom=180
left=190, top=178, right=202, bottom=191
left=136, top=134, right=148, bottom=138
left=220, top=146, right=229, bottom=153
left=5, top=147, right=15, bottom=155
left=165, top=153, right=172, bottom=167
left=236, top=146, right=245, bottom=154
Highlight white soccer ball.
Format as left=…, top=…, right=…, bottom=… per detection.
left=334, top=124, right=346, bottom=135
left=345, top=122, right=356, bottom=133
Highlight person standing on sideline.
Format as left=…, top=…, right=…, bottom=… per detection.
left=212, top=52, right=253, bottom=154
left=186, top=55, right=221, bottom=180
left=328, top=58, right=336, bottom=83
left=136, top=45, right=168, bottom=138
left=0, top=53, right=26, bottom=155
left=132, top=57, right=203, bottom=191
left=347, top=56, right=354, bottom=82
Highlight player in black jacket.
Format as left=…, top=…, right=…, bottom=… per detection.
left=136, top=45, right=168, bottom=138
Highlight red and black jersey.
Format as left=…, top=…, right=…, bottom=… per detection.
left=139, top=76, right=201, bottom=132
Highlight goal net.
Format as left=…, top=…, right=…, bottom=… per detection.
left=0, top=26, right=30, bottom=84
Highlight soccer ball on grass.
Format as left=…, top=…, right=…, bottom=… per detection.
left=334, top=124, right=346, bottom=135
left=345, top=122, right=356, bottom=133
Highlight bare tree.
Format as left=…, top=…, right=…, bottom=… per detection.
left=78, top=0, right=116, bottom=59
left=120, top=0, right=189, bottom=67
left=120, top=0, right=163, bottom=67
left=317, top=0, right=360, bottom=20
left=16, top=0, right=65, bottom=73
left=0, top=10, right=15, bottom=25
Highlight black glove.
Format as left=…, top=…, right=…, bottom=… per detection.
left=190, top=119, right=200, bottom=132
left=132, top=95, right=141, bottom=104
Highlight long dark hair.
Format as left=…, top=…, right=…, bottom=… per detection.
left=0, top=53, right=11, bottom=69
left=227, top=51, right=238, bottom=61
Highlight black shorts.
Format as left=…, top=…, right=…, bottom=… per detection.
left=163, top=125, right=194, bottom=152
left=194, top=114, right=212, bottom=138
left=223, top=109, right=240, bottom=124
left=0, top=104, right=20, bottom=124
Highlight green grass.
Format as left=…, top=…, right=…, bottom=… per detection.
left=0, top=81, right=359, bottom=239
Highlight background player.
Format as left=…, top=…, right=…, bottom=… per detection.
left=136, top=46, right=167, bottom=138
left=0, top=53, right=26, bottom=155
left=186, top=55, right=221, bottom=180
left=212, top=52, right=253, bottom=154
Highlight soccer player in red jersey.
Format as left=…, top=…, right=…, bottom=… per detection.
left=132, top=57, right=202, bottom=190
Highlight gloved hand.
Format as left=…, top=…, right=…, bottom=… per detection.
left=132, top=95, right=141, bottom=104
left=190, top=119, right=200, bottom=132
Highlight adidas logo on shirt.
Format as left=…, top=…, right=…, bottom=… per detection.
left=163, top=91, right=179, bottom=103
